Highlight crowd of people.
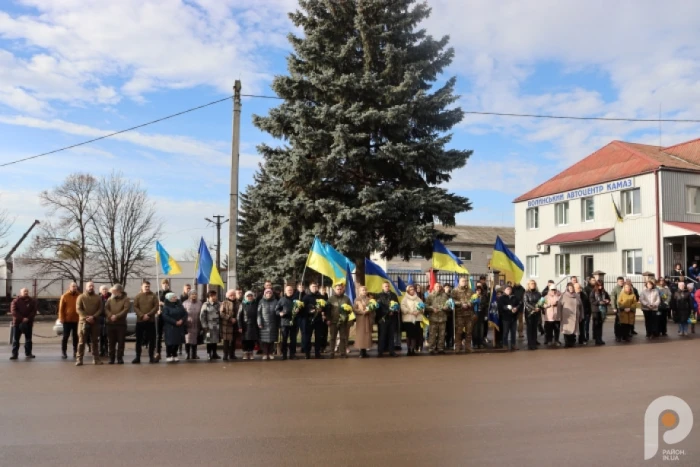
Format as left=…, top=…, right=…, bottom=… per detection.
left=8, top=273, right=697, bottom=364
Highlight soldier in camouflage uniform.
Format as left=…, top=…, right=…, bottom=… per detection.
left=451, top=277, right=474, bottom=353
left=426, top=283, right=450, bottom=354
left=327, top=283, right=353, bottom=359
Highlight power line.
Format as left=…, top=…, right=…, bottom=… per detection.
left=2, top=92, right=700, bottom=168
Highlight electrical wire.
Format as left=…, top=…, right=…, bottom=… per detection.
left=2, top=92, right=700, bottom=168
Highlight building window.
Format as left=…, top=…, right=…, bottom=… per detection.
left=555, top=254, right=570, bottom=276
left=555, top=202, right=569, bottom=226
left=687, top=186, right=700, bottom=214
left=454, top=251, right=472, bottom=261
left=526, top=256, right=538, bottom=278
left=581, top=197, right=594, bottom=222
left=624, top=249, right=643, bottom=275
left=526, top=207, right=539, bottom=230
left=621, top=189, right=641, bottom=216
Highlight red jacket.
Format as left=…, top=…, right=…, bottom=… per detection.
left=11, top=296, right=37, bottom=325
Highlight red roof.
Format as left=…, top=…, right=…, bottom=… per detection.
left=514, top=138, right=700, bottom=203
left=665, top=222, right=700, bottom=235
left=540, top=228, right=615, bottom=245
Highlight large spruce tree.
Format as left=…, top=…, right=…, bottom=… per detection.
left=245, top=0, right=472, bottom=283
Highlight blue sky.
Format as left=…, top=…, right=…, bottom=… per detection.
left=2, top=0, right=700, bottom=257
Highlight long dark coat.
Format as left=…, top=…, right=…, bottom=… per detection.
left=237, top=301, right=259, bottom=341
left=257, top=298, right=279, bottom=343
left=162, top=301, right=187, bottom=346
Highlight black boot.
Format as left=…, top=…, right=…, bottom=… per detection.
left=223, top=341, right=230, bottom=361
left=185, top=344, right=191, bottom=360
left=192, top=345, right=200, bottom=360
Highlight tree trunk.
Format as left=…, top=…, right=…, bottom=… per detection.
left=354, top=256, right=366, bottom=286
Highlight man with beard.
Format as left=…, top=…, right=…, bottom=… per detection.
left=76, top=281, right=103, bottom=366
left=10, top=288, right=37, bottom=360
left=451, top=276, right=474, bottom=353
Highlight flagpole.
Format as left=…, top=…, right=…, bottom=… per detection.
left=155, top=247, right=160, bottom=357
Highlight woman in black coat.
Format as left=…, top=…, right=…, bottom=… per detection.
left=575, top=283, right=592, bottom=345
left=162, top=293, right=187, bottom=363
left=671, top=282, right=693, bottom=336
left=237, top=290, right=260, bottom=360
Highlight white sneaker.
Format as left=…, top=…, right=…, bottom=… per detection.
left=269, top=355, right=275, bottom=360
left=166, top=357, right=173, bottom=363
left=173, top=357, right=179, bottom=362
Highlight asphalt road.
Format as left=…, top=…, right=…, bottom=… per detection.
left=0, top=322, right=698, bottom=467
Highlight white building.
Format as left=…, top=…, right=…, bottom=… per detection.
left=514, top=138, right=700, bottom=284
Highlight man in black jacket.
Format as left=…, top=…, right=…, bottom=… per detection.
left=155, top=279, right=172, bottom=362
left=302, top=282, right=327, bottom=359
left=377, top=281, right=399, bottom=357
left=276, top=285, right=298, bottom=360
left=512, top=282, right=526, bottom=338
left=497, top=285, right=522, bottom=351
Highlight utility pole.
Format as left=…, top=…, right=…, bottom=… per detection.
left=205, top=215, right=228, bottom=270
left=228, top=80, right=241, bottom=290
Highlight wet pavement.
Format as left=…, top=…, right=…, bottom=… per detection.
left=0, top=321, right=698, bottom=467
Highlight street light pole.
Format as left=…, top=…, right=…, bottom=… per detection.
left=228, top=80, right=241, bottom=290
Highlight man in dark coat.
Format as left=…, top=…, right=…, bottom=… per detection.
left=376, top=281, right=400, bottom=357
left=302, top=282, right=328, bottom=359
left=512, top=282, right=526, bottom=338
left=10, top=288, right=37, bottom=360
left=276, top=285, right=298, bottom=360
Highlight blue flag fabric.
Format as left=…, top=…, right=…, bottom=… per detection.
left=407, top=273, right=414, bottom=286
left=487, top=288, right=500, bottom=331
left=324, top=243, right=356, bottom=274
left=345, top=263, right=356, bottom=304
left=397, top=277, right=407, bottom=296
left=453, top=273, right=459, bottom=289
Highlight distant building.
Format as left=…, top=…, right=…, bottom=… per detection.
left=370, top=225, right=515, bottom=275
left=514, top=138, right=700, bottom=283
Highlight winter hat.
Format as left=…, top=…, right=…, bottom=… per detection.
left=165, top=292, right=176, bottom=301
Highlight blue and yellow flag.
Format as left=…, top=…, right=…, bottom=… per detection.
left=364, top=258, right=401, bottom=300
left=155, top=241, right=182, bottom=276
left=611, top=193, right=623, bottom=222
left=306, top=237, right=343, bottom=283
left=491, top=236, right=524, bottom=285
left=397, top=276, right=407, bottom=296
left=195, top=237, right=224, bottom=287
left=324, top=242, right=356, bottom=274
left=432, top=238, right=469, bottom=274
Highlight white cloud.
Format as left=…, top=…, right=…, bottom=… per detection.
left=0, top=0, right=297, bottom=112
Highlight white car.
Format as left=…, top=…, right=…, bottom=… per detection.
left=53, top=309, right=138, bottom=336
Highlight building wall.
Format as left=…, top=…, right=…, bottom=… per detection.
left=660, top=170, right=700, bottom=223
left=515, top=173, right=659, bottom=283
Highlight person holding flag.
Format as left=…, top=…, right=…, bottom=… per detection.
left=155, top=241, right=182, bottom=363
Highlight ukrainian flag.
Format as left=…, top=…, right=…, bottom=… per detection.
left=432, top=239, right=469, bottom=274
left=397, top=276, right=408, bottom=296
left=491, top=236, right=524, bottom=285
left=306, top=237, right=344, bottom=283
left=324, top=242, right=356, bottom=274
left=611, top=193, right=623, bottom=222
left=364, top=258, right=401, bottom=300
left=155, top=241, right=182, bottom=276
left=195, top=237, right=224, bottom=287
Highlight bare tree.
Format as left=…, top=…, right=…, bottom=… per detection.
left=0, top=195, right=14, bottom=253
left=88, top=172, right=162, bottom=287
left=181, top=236, right=203, bottom=262
left=23, top=174, right=97, bottom=286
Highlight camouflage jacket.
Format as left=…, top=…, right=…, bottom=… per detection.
left=328, top=294, right=352, bottom=325
left=426, top=291, right=450, bottom=323
left=451, top=286, right=474, bottom=317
